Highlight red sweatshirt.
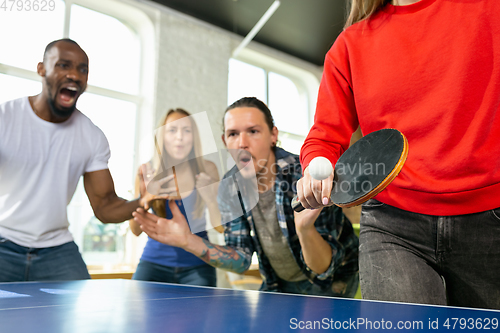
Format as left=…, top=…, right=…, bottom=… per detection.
left=301, top=0, right=500, bottom=216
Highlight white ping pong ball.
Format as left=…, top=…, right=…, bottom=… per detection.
left=309, top=157, right=333, bottom=180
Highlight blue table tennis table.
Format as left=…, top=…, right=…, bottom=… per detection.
left=0, top=279, right=498, bottom=332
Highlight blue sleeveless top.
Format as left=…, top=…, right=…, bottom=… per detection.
left=140, top=190, right=209, bottom=267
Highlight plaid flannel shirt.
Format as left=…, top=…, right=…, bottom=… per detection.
left=218, top=147, right=359, bottom=292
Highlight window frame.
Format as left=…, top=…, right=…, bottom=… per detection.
left=230, top=47, right=321, bottom=153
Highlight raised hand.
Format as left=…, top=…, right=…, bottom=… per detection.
left=138, top=163, right=177, bottom=209
left=294, top=206, right=323, bottom=233
left=195, top=172, right=218, bottom=204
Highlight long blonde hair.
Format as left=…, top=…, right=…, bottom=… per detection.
left=344, top=0, right=391, bottom=28
left=151, top=108, right=206, bottom=219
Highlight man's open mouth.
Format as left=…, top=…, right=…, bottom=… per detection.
left=238, top=151, right=253, bottom=166
left=58, top=86, right=79, bottom=107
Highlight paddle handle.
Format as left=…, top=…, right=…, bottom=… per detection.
left=291, top=196, right=305, bottom=212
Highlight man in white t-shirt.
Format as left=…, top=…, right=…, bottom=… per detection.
left=0, top=39, right=153, bottom=281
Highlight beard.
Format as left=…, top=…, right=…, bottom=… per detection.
left=48, top=95, right=76, bottom=118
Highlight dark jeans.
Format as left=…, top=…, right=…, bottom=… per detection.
left=277, top=272, right=359, bottom=298
left=359, top=199, right=500, bottom=309
left=0, top=238, right=90, bottom=282
left=132, top=260, right=217, bottom=287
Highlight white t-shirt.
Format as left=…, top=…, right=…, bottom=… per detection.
left=0, top=97, right=110, bottom=248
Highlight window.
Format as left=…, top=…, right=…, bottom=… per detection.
left=227, top=55, right=319, bottom=155
left=0, top=0, right=155, bottom=273
left=0, top=75, right=42, bottom=102
left=228, top=60, right=267, bottom=104
left=69, top=5, right=141, bottom=94
left=0, top=1, right=66, bottom=74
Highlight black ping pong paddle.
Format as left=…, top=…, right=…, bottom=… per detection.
left=292, top=128, right=408, bottom=212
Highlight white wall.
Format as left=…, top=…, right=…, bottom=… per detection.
left=155, top=12, right=232, bottom=150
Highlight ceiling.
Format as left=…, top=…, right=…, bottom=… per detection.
left=149, top=0, right=347, bottom=66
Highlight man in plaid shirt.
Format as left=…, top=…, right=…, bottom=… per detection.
left=134, top=97, right=359, bottom=296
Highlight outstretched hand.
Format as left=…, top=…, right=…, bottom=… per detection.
left=133, top=200, right=192, bottom=248
left=137, top=163, right=177, bottom=210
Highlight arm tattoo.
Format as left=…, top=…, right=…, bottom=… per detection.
left=198, top=239, right=250, bottom=274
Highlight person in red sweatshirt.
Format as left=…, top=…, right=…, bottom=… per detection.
left=297, top=0, right=500, bottom=309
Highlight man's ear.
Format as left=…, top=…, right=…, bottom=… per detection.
left=37, top=62, right=46, bottom=77
left=272, top=126, right=279, bottom=144
left=221, top=134, right=226, bottom=147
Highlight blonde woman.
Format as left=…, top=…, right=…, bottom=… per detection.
left=130, top=108, right=222, bottom=286
left=297, top=0, right=500, bottom=308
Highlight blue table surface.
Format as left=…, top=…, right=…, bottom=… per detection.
left=0, top=279, right=498, bottom=332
